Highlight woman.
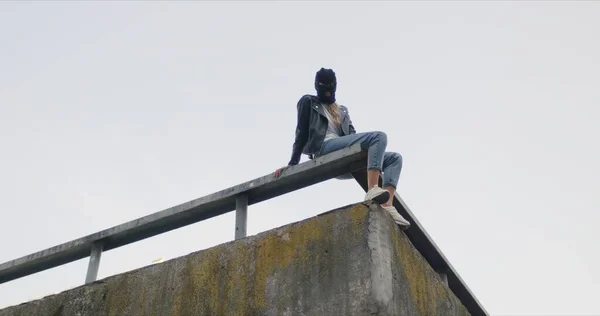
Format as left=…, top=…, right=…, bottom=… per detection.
left=274, top=68, right=410, bottom=230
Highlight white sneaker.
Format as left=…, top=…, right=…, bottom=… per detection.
left=364, top=187, right=390, bottom=204
left=382, top=205, right=410, bottom=230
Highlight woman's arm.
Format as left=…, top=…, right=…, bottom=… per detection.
left=345, top=105, right=357, bottom=134
left=288, top=95, right=311, bottom=166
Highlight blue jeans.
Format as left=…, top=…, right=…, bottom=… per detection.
left=315, top=131, right=403, bottom=189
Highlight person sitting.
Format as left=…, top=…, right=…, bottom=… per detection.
left=274, top=68, right=410, bottom=229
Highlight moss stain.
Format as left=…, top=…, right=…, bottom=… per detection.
left=167, top=208, right=364, bottom=316
left=253, top=216, right=324, bottom=310
left=139, top=278, right=147, bottom=314
left=348, top=204, right=370, bottom=236
left=391, top=227, right=466, bottom=316
left=105, top=273, right=133, bottom=316
left=224, top=242, right=250, bottom=316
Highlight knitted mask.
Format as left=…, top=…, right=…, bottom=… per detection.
left=314, top=68, right=337, bottom=104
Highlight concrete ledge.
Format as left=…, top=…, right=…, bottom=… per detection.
left=0, top=201, right=469, bottom=316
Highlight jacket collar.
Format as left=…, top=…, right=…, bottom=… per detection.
left=307, top=95, right=347, bottom=119
left=307, top=95, right=328, bottom=117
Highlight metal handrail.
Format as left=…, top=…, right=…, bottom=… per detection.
left=0, top=143, right=488, bottom=316
left=0, top=144, right=368, bottom=284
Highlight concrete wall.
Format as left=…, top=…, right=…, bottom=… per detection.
left=0, top=201, right=469, bottom=316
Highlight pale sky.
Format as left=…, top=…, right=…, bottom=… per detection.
left=1, top=1, right=599, bottom=315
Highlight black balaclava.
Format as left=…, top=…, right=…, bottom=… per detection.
left=315, top=68, right=337, bottom=104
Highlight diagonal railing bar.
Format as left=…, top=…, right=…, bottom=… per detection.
left=0, top=144, right=366, bottom=285
left=351, top=169, right=489, bottom=316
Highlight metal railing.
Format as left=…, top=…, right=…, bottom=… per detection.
left=0, top=144, right=488, bottom=316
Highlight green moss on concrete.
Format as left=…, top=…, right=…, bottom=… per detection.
left=348, top=203, right=370, bottom=235
left=105, top=272, right=133, bottom=316
left=389, top=218, right=469, bottom=316
left=164, top=203, right=371, bottom=316
left=253, top=203, right=368, bottom=312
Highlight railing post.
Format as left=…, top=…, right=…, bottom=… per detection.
left=235, top=194, right=248, bottom=240
left=85, top=242, right=103, bottom=284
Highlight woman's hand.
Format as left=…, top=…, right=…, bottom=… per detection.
left=274, top=165, right=290, bottom=178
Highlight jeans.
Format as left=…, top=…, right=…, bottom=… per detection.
left=315, top=131, right=403, bottom=189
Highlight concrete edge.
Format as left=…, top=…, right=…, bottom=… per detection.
left=366, top=202, right=395, bottom=315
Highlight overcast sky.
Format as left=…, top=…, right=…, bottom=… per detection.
left=1, top=1, right=599, bottom=315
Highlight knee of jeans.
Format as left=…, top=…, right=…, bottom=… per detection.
left=390, top=152, right=403, bottom=166
left=373, top=131, right=387, bottom=145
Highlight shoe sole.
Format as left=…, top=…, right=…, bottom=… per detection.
left=381, top=206, right=411, bottom=230
left=396, top=220, right=410, bottom=230
left=368, top=190, right=390, bottom=204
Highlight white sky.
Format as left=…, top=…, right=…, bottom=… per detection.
left=1, top=1, right=599, bottom=315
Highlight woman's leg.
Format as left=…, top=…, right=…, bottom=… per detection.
left=317, top=131, right=390, bottom=202
left=319, top=133, right=410, bottom=229
left=380, top=152, right=403, bottom=206
left=377, top=151, right=410, bottom=229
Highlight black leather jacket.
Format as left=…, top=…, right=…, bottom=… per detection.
left=288, top=94, right=356, bottom=165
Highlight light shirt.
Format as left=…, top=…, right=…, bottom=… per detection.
left=322, top=103, right=342, bottom=141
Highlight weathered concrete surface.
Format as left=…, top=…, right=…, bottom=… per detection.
left=0, top=201, right=470, bottom=316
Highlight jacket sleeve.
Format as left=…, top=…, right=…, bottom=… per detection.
left=346, top=106, right=357, bottom=134
left=288, top=95, right=311, bottom=166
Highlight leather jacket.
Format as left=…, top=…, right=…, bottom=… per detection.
left=288, top=94, right=356, bottom=165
